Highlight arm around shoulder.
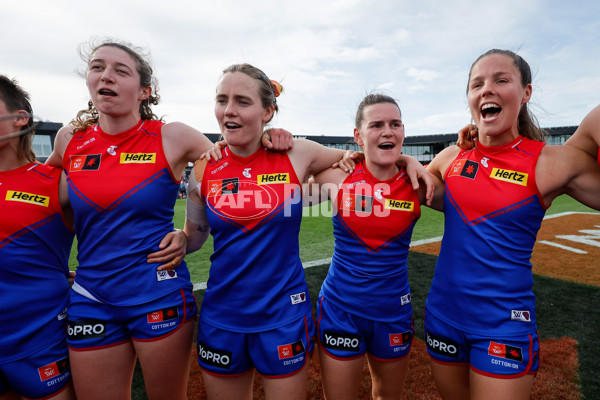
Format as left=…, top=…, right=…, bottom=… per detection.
left=46, top=125, right=74, bottom=167
left=426, top=145, right=461, bottom=182
left=288, top=139, right=346, bottom=181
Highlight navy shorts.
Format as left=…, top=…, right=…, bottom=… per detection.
left=424, top=308, right=539, bottom=378
left=67, top=286, right=197, bottom=350
left=197, top=309, right=315, bottom=378
left=0, top=336, right=71, bottom=399
left=317, top=296, right=413, bottom=361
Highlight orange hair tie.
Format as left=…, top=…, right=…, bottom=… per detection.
left=270, top=80, right=282, bottom=98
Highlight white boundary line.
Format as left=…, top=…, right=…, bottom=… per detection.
left=537, top=240, right=588, bottom=254
left=192, top=211, right=600, bottom=291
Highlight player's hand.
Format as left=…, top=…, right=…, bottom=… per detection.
left=457, top=124, right=478, bottom=149
left=400, top=156, right=434, bottom=206
left=263, top=128, right=293, bottom=151
left=201, top=140, right=226, bottom=161
left=149, top=229, right=188, bottom=271
left=333, top=150, right=363, bottom=172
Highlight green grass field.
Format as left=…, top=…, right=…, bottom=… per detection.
left=67, top=196, right=599, bottom=399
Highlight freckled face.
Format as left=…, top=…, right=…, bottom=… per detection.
left=467, top=54, right=531, bottom=145
left=86, top=46, right=150, bottom=117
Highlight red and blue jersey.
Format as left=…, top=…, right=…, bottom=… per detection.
left=0, top=163, right=74, bottom=362
left=319, top=162, right=420, bottom=322
left=198, top=146, right=309, bottom=332
left=63, top=120, right=191, bottom=306
left=426, top=136, right=546, bottom=335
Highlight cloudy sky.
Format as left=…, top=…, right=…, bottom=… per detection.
left=2, top=0, right=599, bottom=137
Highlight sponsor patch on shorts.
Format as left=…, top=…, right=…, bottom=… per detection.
left=389, top=331, right=412, bottom=347
left=277, top=340, right=306, bottom=359
left=322, top=330, right=361, bottom=352
left=156, top=269, right=177, bottom=281
left=426, top=331, right=459, bottom=359
left=147, top=306, right=179, bottom=323
left=67, top=319, right=106, bottom=340
left=488, top=341, right=523, bottom=362
left=197, top=340, right=232, bottom=369
left=38, top=357, right=69, bottom=382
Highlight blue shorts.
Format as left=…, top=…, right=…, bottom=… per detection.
left=317, top=296, right=413, bottom=361
left=197, top=310, right=315, bottom=378
left=424, top=308, right=539, bottom=378
left=67, top=286, right=197, bottom=350
left=0, top=336, right=71, bottom=399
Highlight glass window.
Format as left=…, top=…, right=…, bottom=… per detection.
left=32, top=134, right=53, bottom=157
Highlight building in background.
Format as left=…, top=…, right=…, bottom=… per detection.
left=34, top=124, right=577, bottom=165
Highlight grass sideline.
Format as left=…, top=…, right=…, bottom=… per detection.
left=65, top=196, right=599, bottom=399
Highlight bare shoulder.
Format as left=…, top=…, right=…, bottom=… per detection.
left=46, top=125, right=75, bottom=166
left=162, top=121, right=197, bottom=137
left=538, top=143, right=588, bottom=173
left=162, top=121, right=212, bottom=161
left=313, top=166, right=348, bottom=186
left=565, top=104, right=600, bottom=156
left=56, top=125, right=75, bottom=143
left=537, top=144, right=586, bottom=190
left=427, top=145, right=461, bottom=180
left=288, top=138, right=316, bottom=153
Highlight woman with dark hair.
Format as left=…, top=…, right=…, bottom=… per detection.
left=425, top=49, right=600, bottom=400
left=312, top=93, right=443, bottom=400
left=0, top=75, right=75, bottom=400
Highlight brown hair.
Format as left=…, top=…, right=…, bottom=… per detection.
left=355, top=93, right=401, bottom=129
left=221, top=63, right=282, bottom=123
left=0, top=75, right=35, bottom=162
left=71, top=39, right=161, bottom=132
left=468, top=49, right=546, bottom=142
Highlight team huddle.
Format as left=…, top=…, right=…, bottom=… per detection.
left=1, top=39, right=600, bottom=400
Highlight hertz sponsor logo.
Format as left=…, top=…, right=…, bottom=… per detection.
left=257, top=173, right=289, bottom=185
left=490, top=168, right=528, bottom=186
left=120, top=153, right=156, bottom=163
left=6, top=190, right=49, bottom=207
left=385, top=199, right=414, bottom=211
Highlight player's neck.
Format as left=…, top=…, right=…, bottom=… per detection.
left=0, top=143, right=27, bottom=171
left=97, top=112, right=141, bottom=135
